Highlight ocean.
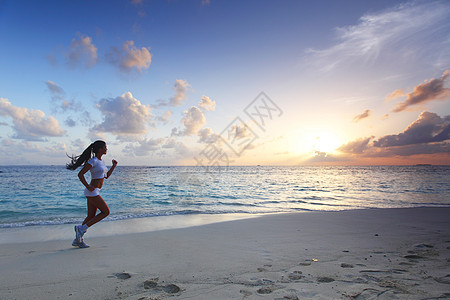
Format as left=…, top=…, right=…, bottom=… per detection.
left=0, top=165, right=449, bottom=229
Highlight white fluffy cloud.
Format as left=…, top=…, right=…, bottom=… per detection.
left=107, top=40, right=152, bottom=73
left=172, top=106, right=206, bottom=136
left=152, top=80, right=190, bottom=107
left=67, top=34, right=98, bottom=68
left=0, top=98, right=66, bottom=140
left=92, top=92, right=152, bottom=137
left=198, top=95, right=216, bottom=111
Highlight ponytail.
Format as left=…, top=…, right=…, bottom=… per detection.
left=66, top=140, right=106, bottom=170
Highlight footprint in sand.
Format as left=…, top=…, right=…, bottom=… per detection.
left=435, top=274, right=450, bottom=284
left=163, top=284, right=181, bottom=294
left=142, top=278, right=180, bottom=294
left=288, top=271, right=303, bottom=281
left=275, top=296, right=299, bottom=300
left=143, top=278, right=158, bottom=289
left=115, top=272, right=131, bottom=279
left=239, top=289, right=252, bottom=297
left=257, top=267, right=267, bottom=272
left=257, top=286, right=275, bottom=294
left=316, top=276, right=335, bottom=283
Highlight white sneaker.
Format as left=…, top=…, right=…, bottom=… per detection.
left=72, top=239, right=79, bottom=247
left=74, top=225, right=85, bottom=243
left=78, top=239, right=90, bottom=248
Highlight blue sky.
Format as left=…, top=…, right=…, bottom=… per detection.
left=0, top=0, right=449, bottom=165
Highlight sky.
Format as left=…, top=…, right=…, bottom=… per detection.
left=0, top=0, right=449, bottom=166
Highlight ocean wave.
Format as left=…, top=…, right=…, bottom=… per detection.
left=1, top=165, right=449, bottom=229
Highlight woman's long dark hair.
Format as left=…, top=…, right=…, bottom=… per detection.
left=66, top=140, right=106, bottom=170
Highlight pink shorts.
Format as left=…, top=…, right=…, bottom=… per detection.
left=84, top=188, right=100, bottom=197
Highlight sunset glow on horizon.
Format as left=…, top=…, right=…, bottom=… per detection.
left=0, top=0, right=449, bottom=166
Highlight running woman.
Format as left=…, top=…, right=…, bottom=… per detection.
left=66, top=140, right=117, bottom=248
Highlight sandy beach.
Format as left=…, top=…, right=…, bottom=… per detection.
left=0, top=207, right=449, bottom=299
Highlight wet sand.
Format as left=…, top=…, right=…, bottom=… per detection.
left=0, top=207, right=449, bottom=299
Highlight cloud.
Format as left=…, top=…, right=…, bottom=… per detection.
left=71, top=138, right=86, bottom=150
left=198, top=95, right=216, bottom=111
left=0, top=139, right=69, bottom=164
left=172, top=106, right=206, bottom=136
left=46, top=81, right=77, bottom=112
left=0, top=98, right=66, bottom=140
left=227, top=123, right=253, bottom=140
left=153, top=80, right=191, bottom=107
left=67, top=34, right=98, bottom=68
left=373, top=111, right=449, bottom=147
left=338, top=137, right=373, bottom=154
left=156, top=110, right=172, bottom=124
left=306, top=1, right=450, bottom=72
left=46, top=81, right=65, bottom=95
left=197, top=127, right=220, bottom=144
left=303, top=151, right=345, bottom=164
left=386, top=89, right=404, bottom=101
left=65, top=117, right=76, bottom=127
left=352, top=109, right=371, bottom=122
left=169, top=80, right=190, bottom=106
left=338, top=111, right=450, bottom=158
left=162, top=138, right=190, bottom=156
left=92, top=92, right=152, bottom=137
left=45, top=81, right=93, bottom=127
left=367, top=142, right=449, bottom=157
left=392, top=70, right=450, bottom=112
left=107, top=40, right=152, bottom=73
left=125, top=137, right=165, bottom=156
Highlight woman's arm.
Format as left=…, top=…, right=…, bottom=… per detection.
left=106, top=159, right=118, bottom=179
left=78, top=164, right=94, bottom=191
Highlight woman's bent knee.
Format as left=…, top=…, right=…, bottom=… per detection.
left=103, top=207, right=110, bottom=216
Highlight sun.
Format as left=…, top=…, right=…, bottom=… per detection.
left=290, top=128, right=343, bottom=155
left=313, top=133, right=341, bottom=153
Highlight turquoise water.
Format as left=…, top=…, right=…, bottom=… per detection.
left=0, top=165, right=449, bottom=228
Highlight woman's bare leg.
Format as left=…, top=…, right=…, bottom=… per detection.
left=82, top=198, right=97, bottom=225
left=84, top=195, right=110, bottom=227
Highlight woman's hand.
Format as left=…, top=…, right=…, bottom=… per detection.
left=112, top=159, right=118, bottom=166
left=87, top=185, right=95, bottom=192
